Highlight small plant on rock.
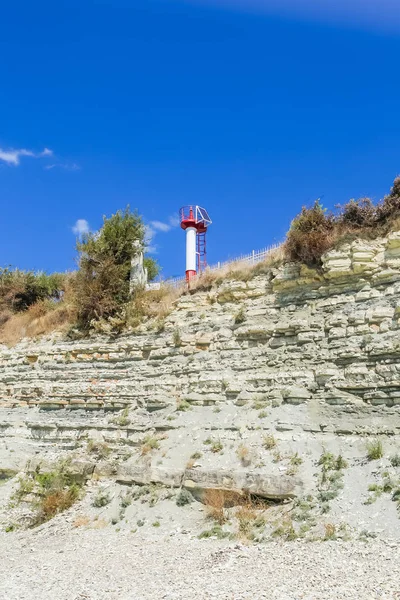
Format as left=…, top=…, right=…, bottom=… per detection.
left=204, top=437, right=223, bottom=453
left=112, top=406, right=130, bottom=427
left=237, top=444, right=251, bottom=466
left=176, top=399, right=191, bottom=412
left=190, top=451, right=202, bottom=460
left=389, top=454, right=400, bottom=468
left=92, top=489, right=111, bottom=508
left=203, top=489, right=228, bottom=525
left=173, top=328, right=182, bottom=347
left=366, top=439, right=384, bottom=461
left=87, top=439, right=111, bottom=459
left=263, top=434, right=277, bottom=450
left=176, top=488, right=194, bottom=507
left=141, top=435, right=160, bottom=455
left=234, top=306, right=246, bottom=325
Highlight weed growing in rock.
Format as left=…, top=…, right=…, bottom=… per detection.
left=111, top=406, right=130, bottom=427
left=272, top=518, right=298, bottom=541
left=176, top=489, right=194, bottom=507
left=324, top=523, right=337, bottom=540
left=190, top=451, right=202, bottom=460
left=12, top=463, right=83, bottom=527
left=263, top=434, right=277, bottom=450
left=317, top=451, right=348, bottom=511
left=364, top=474, right=400, bottom=510
left=176, top=399, right=191, bottom=412
left=234, top=306, right=246, bottom=325
left=237, top=444, right=251, bottom=466
left=141, top=435, right=160, bottom=455
left=236, top=504, right=258, bottom=538
left=198, top=525, right=232, bottom=540
left=203, top=437, right=223, bottom=453
left=92, top=489, right=111, bottom=508
left=389, top=454, right=400, bottom=467
left=173, top=328, right=182, bottom=347
left=120, top=493, right=132, bottom=508
left=366, top=439, right=384, bottom=461
left=289, top=452, right=303, bottom=467
left=203, top=489, right=229, bottom=525
left=87, top=439, right=111, bottom=459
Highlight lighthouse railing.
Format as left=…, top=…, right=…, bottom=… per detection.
left=164, top=242, right=281, bottom=289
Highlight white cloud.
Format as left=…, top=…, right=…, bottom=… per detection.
left=169, top=215, right=181, bottom=228
left=144, top=215, right=180, bottom=252
left=44, top=162, right=80, bottom=171
left=0, top=147, right=53, bottom=166
left=72, top=219, right=90, bottom=236
left=150, top=220, right=172, bottom=233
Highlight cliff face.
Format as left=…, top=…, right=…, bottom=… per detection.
left=1, top=233, right=400, bottom=537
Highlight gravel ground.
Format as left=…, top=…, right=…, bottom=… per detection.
left=0, top=527, right=399, bottom=600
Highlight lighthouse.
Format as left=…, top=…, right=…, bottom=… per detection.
left=180, top=206, right=212, bottom=282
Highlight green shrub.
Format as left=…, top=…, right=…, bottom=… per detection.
left=73, top=206, right=158, bottom=329
left=13, top=464, right=83, bottom=526
left=198, top=525, right=231, bottom=539
left=366, top=439, right=384, bottom=461
left=176, top=489, right=194, bottom=506
left=92, top=489, right=111, bottom=508
left=389, top=454, right=400, bottom=468
left=204, top=438, right=223, bottom=453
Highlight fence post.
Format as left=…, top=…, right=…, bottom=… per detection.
left=252, top=250, right=255, bottom=264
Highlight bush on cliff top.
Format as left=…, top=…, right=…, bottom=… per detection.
left=285, top=201, right=335, bottom=267
left=285, top=175, right=400, bottom=267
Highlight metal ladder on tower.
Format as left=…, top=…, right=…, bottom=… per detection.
left=196, top=231, right=207, bottom=273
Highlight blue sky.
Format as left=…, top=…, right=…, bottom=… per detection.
left=1, top=0, right=400, bottom=279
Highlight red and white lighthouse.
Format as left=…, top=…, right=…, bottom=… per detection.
left=180, top=206, right=212, bottom=282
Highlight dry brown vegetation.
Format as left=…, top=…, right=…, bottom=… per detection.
left=0, top=300, right=76, bottom=346
left=203, top=488, right=270, bottom=540
left=3, top=176, right=400, bottom=343
left=285, top=176, right=400, bottom=267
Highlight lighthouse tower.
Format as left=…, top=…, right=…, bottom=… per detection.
left=180, top=206, right=212, bottom=282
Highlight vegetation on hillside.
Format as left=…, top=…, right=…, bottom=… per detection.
left=73, top=207, right=158, bottom=327
left=1, top=176, right=400, bottom=343
left=285, top=176, right=400, bottom=266
left=0, top=206, right=160, bottom=343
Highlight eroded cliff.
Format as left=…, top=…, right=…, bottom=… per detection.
left=1, top=233, right=400, bottom=539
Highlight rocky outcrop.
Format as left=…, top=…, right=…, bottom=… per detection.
left=1, top=233, right=400, bottom=529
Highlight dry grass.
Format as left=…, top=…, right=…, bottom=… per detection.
left=127, top=286, right=182, bottom=328
left=236, top=504, right=258, bottom=538
left=237, top=444, right=251, bottom=466
left=203, top=488, right=245, bottom=524
left=203, top=489, right=228, bottom=524
left=188, top=245, right=284, bottom=293
left=324, top=523, right=337, bottom=540
left=37, top=485, right=80, bottom=524
left=140, top=434, right=161, bottom=455
left=0, top=300, right=76, bottom=346
left=91, top=517, right=108, bottom=529
left=263, top=434, right=277, bottom=450
left=73, top=515, right=91, bottom=528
